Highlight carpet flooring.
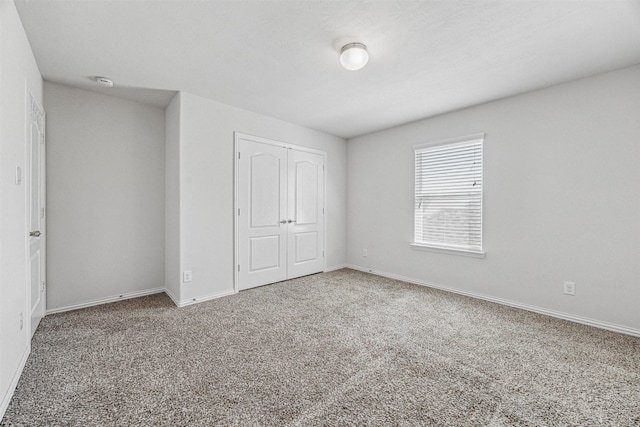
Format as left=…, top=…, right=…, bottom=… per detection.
left=2, top=269, right=639, bottom=426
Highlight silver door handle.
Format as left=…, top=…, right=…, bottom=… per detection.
left=287, top=220, right=296, bottom=223
left=30, top=230, right=41, bottom=237
left=279, top=220, right=287, bottom=224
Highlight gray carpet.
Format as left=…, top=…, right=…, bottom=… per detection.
left=2, top=269, right=639, bottom=426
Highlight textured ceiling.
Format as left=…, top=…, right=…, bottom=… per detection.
left=15, top=0, right=640, bottom=139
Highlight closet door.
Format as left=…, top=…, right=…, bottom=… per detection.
left=287, top=149, right=324, bottom=279
left=237, top=139, right=288, bottom=290
left=236, top=134, right=325, bottom=291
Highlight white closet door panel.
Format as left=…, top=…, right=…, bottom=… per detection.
left=29, top=97, right=46, bottom=336
left=238, top=139, right=287, bottom=290
left=287, top=149, right=324, bottom=279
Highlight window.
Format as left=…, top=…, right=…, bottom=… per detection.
left=412, top=134, right=484, bottom=257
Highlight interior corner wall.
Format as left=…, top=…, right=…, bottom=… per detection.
left=44, top=82, right=166, bottom=311
left=0, top=0, right=43, bottom=416
left=164, top=92, right=181, bottom=303
left=171, top=91, right=347, bottom=304
left=347, top=65, right=640, bottom=332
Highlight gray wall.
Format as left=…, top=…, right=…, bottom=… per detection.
left=0, top=0, right=43, bottom=414
left=347, top=65, right=640, bottom=332
left=169, top=91, right=348, bottom=304
left=45, top=82, right=166, bottom=310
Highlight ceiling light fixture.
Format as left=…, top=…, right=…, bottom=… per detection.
left=95, top=77, right=114, bottom=87
left=340, top=42, right=369, bottom=71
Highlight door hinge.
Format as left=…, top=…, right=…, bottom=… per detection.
left=238, top=264, right=240, bottom=272
left=238, top=208, right=240, bottom=216
left=41, top=281, right=45, bottom=292
left=238, top=152, right=241, bottom=159
left=41, top=207, right=45, bottom=218
left=322, top=251, right=325, bottom=257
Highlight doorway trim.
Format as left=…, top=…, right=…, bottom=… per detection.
left=233, top=132, right=327, bottom=293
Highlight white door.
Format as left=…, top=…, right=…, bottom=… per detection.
left=236, top=135, right=325, bottom=291
left=287, top=149, right=324, bottom=279
left=28, top=94, right=46, bottom=336
left=237, top=139, right=288, bottom=290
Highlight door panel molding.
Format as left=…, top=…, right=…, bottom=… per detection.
left=249, top=152, right=282, bottom=228
left=249, top=235, right=282, bottom=272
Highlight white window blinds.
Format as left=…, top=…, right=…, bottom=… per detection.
left=414, top=134, right=483, bottom=254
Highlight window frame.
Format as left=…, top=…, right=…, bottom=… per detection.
left=411, top=133, right=486, bottom=258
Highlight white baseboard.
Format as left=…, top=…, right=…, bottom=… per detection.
left=45, top=286, right=238, bottom=313
left=174, top=289, right=237, bottom=307
left=346, top=264, right=640, bottom=338
left=164, top=287, right=181, bottom=307
left=0, top=343, right=30, bottom=420
left=325, top=264, right=348, bottom=272
left=46, top=287, right=165, bottom=315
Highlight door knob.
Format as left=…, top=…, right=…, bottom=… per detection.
left=287, top=220, right=296, bottom=223
left=30, top=230, right=41, bottom=237
left=279, top=220, right=287, bottom=224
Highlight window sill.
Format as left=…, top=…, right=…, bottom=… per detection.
left=410, top=243, right=486, bottom=259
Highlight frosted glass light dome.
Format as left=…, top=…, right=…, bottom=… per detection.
left=340, top=43, right=369, bottom=71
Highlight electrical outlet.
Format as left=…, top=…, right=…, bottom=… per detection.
left=563, top=281, right=575, bottom=296
left=19, top=312, right=23, bottom=330
left=183, top=270, right=193, bottom=283
left=363, top=249, right=367, bottom=257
